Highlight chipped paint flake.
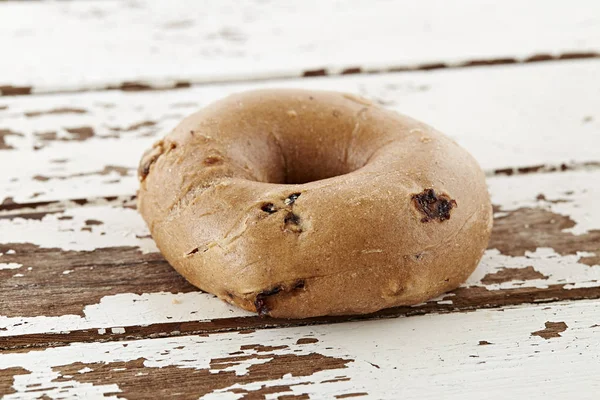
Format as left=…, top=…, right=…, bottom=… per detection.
left=1, top=292, right=252, bottom=337
left=531, top=321, right=568, bottom=340
left=0, top=263, right=22, bottom=270
left=489, top=170, right=600, bottom=235
left=0, top=204, right=158, bottom=254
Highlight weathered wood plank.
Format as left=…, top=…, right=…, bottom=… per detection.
left=1, top=0, right=600, bottom=94
left=1, top=300, right=599, bottom=399
left=1, top=169, right=599, bottom=349
left=2, top=59, right=599, bottom=204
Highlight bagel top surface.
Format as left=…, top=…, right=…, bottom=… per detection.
left=137, top=89, right=493, bottom=319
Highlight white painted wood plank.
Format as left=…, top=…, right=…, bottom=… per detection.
left=1, top=0, right=599, bottom=92
left=1, top=168, right=599, bottom=338
left=1, top=300, right=599, bottom=399
left=1, top=59, right=599, bottom=204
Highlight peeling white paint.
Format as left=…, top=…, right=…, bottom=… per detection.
left=1, top=169, right=599, bottom=337
left=1, top=60, right=600, bottom=203
left=0, top=205, right=158, bottom=254
left=0, top=1, right=598, bottom=397
left=0, top=263, right=22, bottom=270
left=1, top=300, right=599, bottom=399
left=489, top=169, right=600, bottom=235
left=467, top=248, right=600, bottom=290
left=1, top=0, right=599, bottom=92
left=1, top=292, right=252, bottom=337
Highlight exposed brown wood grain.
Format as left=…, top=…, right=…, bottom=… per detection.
left=531, top=321, right=568, bottom=339
left=1, top=205, right=600, bottom=349
left=29, top=121, right=156, bottom=151
left=49, top=352, right=349, bottom=400
left=3, top=54, right=600, bottom=98
left=108, top=121, right=157, bottom=132
left=335, top=393, right=369, bottom=399
left=24, top=108, right=88, bottom=118
left=296, top=338, right=319, bottom=345
left=64, top=126, right=95, bottom=141
left=106, top=81, right=191, bottom=93
left=0, top=129, right=23, bottom=150
left=0, top=85, right=32, bottom=96
left=0, top=210, right=63, bottom=221
left=322, top=377, right=352, bottom=384
left=489, top=208, right=600, bottom=266
left=278, top=394, right=310, bottom=400
left=491, top=161, right=600, bottom=177
left=239, top=344, right=289, bottom=353
left=0, top=195, right=133, bottom=213
left=0, top=243, right=188, bottom=318
left=4, top=283, right=600, bottom=351
left=481, top=266, right=548, bottom=285
left=31, top=165, right=132, bottom=182
left=0, top=367, right=31, bottom=395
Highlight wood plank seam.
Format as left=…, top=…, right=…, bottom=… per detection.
left=1, top=53, right=598, bottom=98
left=2, top=168, right=600, bottom=349
left=1, top=300, right=599, bottom=399
left=3, top=285, right=600, bottom=352
left=2, top=59, right=598, bottom=203
left=2, top=161, right=600, bottom=214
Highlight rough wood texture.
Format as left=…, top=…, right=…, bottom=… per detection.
left=1, top=0, right=599, bottom=94
left=1, top=59, right=599, bottom=204
left=1, top=300, right=599, bottom=398
left=2, top=1, right=600, bottom=395
left=2, top=169, right=599, bottom=349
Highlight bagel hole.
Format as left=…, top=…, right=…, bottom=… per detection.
left=264, top=118, right=366, bottom=184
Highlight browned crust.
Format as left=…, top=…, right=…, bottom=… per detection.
left=136, top=89, right=493, bottom=318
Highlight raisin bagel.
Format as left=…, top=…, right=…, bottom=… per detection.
left=137, top=89, right=493, bottom=319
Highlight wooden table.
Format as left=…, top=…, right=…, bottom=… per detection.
left=1, top=1, right=600, bottom=398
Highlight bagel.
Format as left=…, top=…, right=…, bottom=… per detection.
left=137, top=89, right=493, bottom=319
